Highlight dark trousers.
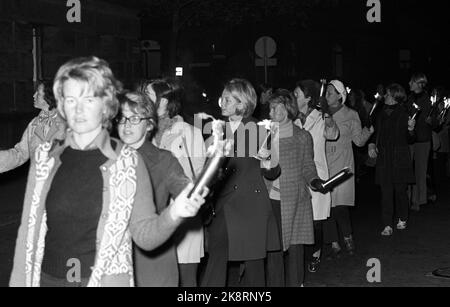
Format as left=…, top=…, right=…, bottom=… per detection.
left=266, top=200, right=285, bottom=287
left=179, top=263, right=199, bottom=287
left=201, top=210, right=266, bottom=287
left=40, top=272, right=89, bottom=287
left=380, top=182, right=408, bottom=227
left=323, top=207, right=352, bottom=244
left=285, top=244, right=304, bottom=287
left=305, top=221, right=324, bottom=261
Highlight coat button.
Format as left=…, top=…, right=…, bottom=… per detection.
left=255, top=189, right=261, bottom=193
left=234, top=185, right=238, bottom=190
left=101, top=166, right=107, bottom=172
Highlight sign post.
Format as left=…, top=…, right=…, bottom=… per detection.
left=255, top=36, right=277, bottom=84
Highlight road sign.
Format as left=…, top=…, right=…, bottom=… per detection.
left=255, top=58, right=277, bottom=67
left=255, top=36, right=277, bottom=59
left=255, top=36, right=277, bottom=84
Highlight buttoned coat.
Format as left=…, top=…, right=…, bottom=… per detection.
left=210, top=117, right=281, bottom=261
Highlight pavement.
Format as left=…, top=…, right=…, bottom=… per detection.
left=0, top=165, right=450, bottom=287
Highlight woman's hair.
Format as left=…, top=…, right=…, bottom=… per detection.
left=117, top=91, right=157, bottom=138
left=267, top=88, right=299, bottom=120
left=37, top=80, right=57, bottom=110
left=410, top=73, right=428, bottom=89
left=295, top=79, right=320, bottom=109
left=223, top=78, right=257, bottom=118
left=161, top=88, right=184, bottom=119
left=53, top=56, right=122, bottom=130
left=386, top=83, right=407, bottom=104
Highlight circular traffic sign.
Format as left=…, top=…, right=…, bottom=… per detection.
left=255, top=36, right=277, bottom=58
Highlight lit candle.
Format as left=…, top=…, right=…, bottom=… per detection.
left=188, top=118, right=233, bottom=199
left=254, top=120, right=273, bottom=161
left=412, top=103, right=421, bottom=120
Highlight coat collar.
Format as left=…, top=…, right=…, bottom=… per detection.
left=62, top=129, right=117, bottom=160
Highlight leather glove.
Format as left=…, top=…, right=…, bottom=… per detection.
left=310, top=178, right=327, bottom=194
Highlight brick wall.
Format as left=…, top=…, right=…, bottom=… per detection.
left=0, top=0, right=142, bottom=147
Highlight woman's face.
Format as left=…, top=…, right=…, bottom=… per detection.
left=384, top=91, right=397, bottom=105
left=326, top=85, right=341, bottom=106
left=293, top=87, right=310, bottom=112
left=33, top=84, right=48, bottom=110
left=61, top=79, right=106, bottom=136
left=117, top=103, right=150, bottom=148
left=269, top=102, right=288, bottom=123
left=221, top=90, right=242, bottom=118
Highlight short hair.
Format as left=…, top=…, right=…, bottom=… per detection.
left=411, top=73, right=428, bottom=88
left=267, top=88, right=299, bottom=120
left=37, top=80, right=57, bottom=110
left=386, top=83, right=407, bottom=104
left=161, top=88, right=183, bottom=119
left=222, top=78, right=257, bottom=118
left=118, top=91, right=157, bottom=138
left=295, top=79, right=320, bottom=109
left=53, top=56, right=122, bottom=130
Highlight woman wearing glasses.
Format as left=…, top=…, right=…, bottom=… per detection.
left=10, top=57, right=206, bottom=287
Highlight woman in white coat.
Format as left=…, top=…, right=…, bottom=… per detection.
left=150, top=83, right=207, bottom=287
left=323, top=80, right=374, bottom=258
left=293, top=80, right=339, bottom=272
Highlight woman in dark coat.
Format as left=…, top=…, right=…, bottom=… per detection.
left=368, top=84, right=416, bottom=236
left=200, top=78, right=281, bottom=287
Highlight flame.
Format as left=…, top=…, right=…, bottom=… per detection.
left=257, top=119, right=272, bottom=130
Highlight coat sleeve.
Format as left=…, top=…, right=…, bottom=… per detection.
left=130, top=154, right=182, bottom=251
left=166, top=153, right=191, bottom=198
left=0, top=119, right=35, bottom=173
left=300, top=131, right=319, bottom=183
left=351, top=112, right=372, bottom=147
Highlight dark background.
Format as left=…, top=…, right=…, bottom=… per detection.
left=1, top=0, right=450, bottom=148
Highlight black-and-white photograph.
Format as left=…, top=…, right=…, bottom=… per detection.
left=0, top=0, right=450, bottom=291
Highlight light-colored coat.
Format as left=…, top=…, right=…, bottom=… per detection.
left=0, top=110, right=65, bottom=173
left=156, top=116, right=206, bottom=264
left=326, top=106, right=372, bottom=207
left=295, top=109, right=339, bottom=221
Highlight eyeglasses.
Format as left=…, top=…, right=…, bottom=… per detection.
left=116, top=115, right=150, bottom=125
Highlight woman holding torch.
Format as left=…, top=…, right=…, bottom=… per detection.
left=200, top=78, right=281, bottom=287
left=266, top=88, right=326, bottom=286
left=368, top=84, right=416, bottom=236
left=323, top=80, right=374, bottom=257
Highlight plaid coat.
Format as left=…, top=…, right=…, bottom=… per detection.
left=278, top=125, right=318, bottom=250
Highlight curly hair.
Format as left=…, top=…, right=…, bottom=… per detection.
left=53, top=56, right=123, bottom=130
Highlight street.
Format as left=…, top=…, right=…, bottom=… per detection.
left=0, top=165, right=449, bottom=287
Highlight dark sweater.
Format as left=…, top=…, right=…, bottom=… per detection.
left=42, top=147, right=107, bottom=279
